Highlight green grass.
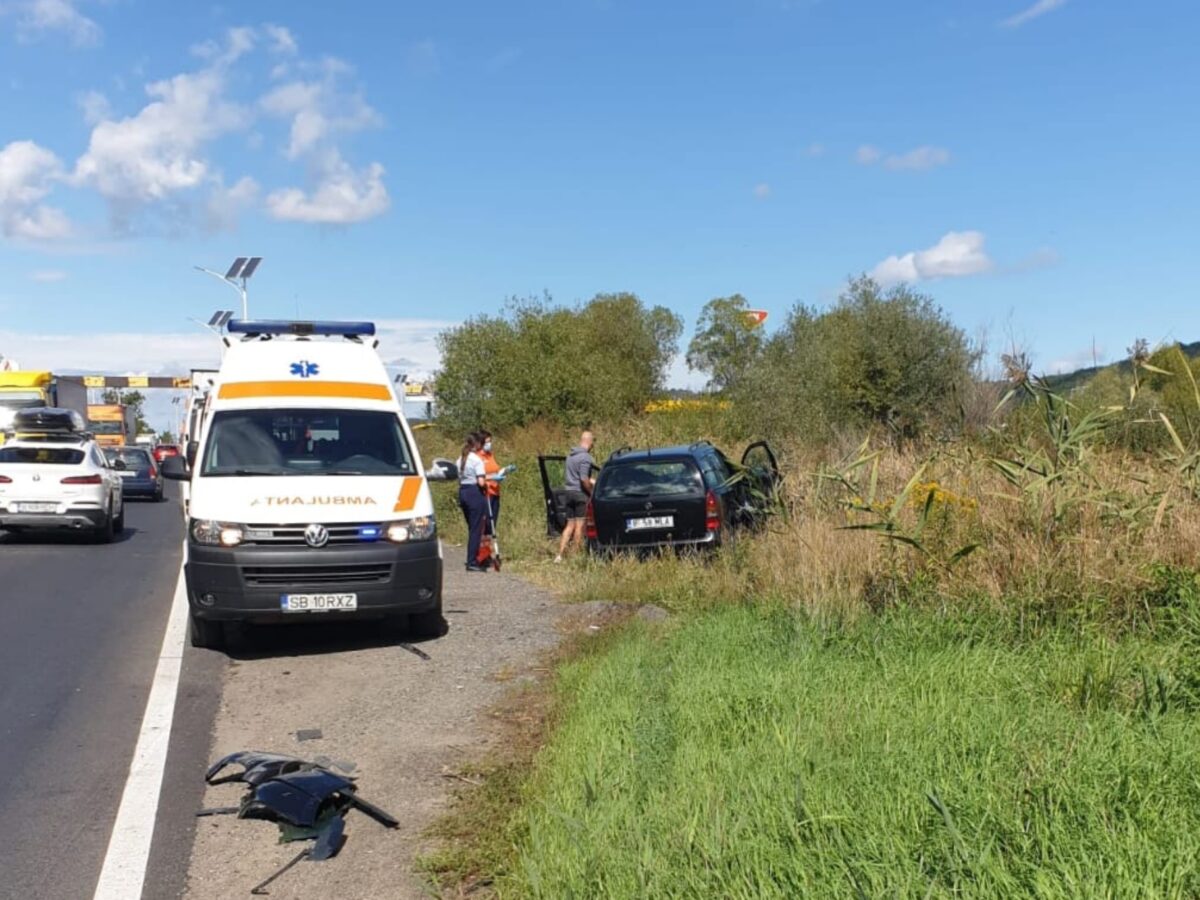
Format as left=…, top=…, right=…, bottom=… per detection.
left=496, top=605, right=1200, bottom=898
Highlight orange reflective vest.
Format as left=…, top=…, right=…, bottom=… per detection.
left=479, top=449, right=501, bottom=498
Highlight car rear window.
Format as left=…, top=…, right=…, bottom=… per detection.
left=0, top=447, right=85, bottom=464
left=106, top=448, right=151, bottom=466
left=597, top=460, right=703, bottom=499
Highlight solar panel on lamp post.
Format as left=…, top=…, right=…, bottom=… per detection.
left=193, top=257, right=263, bottom=320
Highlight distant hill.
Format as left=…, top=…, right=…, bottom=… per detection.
left=1043, top=340, right=1200, bottom=393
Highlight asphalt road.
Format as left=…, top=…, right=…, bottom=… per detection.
left=0, top=487, right=224, bottom=900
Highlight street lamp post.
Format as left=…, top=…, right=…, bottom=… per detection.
left=194, top=257, right=262, bottom=320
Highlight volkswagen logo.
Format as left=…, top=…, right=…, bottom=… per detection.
left=304, top=523, right=329, bottom=548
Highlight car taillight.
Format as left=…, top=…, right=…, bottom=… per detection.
left=149, top=465, right=158, bottom=479
left=705, top=489, right=720, bottom=531
left=585, top=499, right=597, bottom=540
left=0, top=475, right=11, bottom=483
left=62, top=474, right=103, bottom=485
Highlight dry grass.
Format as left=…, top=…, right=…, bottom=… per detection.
left=418, top=407, right=1200, bottom=625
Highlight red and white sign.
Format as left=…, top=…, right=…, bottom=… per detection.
left=744, top=310, right=768, bottom=327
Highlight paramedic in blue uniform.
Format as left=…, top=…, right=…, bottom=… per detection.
left=458, top=434, right=489, bottom=572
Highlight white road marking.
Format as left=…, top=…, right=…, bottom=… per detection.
left=93, top=561, right=190, bottom=900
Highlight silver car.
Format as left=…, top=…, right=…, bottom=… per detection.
left=0, top=436, right=126, bottom=541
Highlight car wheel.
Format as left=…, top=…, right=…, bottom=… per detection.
left=188, top=611, right=226, bottom=650
left=408, top=597, right=445, bottom=639
left=154, top=486, right=165, bottom=502
left=93, top=508, right=115, bottom=544
left=113, top=501, right=125, bottom=534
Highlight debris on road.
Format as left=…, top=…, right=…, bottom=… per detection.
left=200, top=751, right=398, bottom=894
left=399, top=642, right=431, bottom=661
left=294, top=728, right=323, bottom=742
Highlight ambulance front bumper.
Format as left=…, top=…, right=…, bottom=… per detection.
left=184, top=539, right=443, bottom=622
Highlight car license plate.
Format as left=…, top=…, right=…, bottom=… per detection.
left=280, top=593, right=358, bottom=613
left=18, top=502, right=58, bottom=513
left=119, top=471, right=137, bottom=478
left=626, top=515, right=674, bottom=531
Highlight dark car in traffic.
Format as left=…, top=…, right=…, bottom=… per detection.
left=105, top=446, right=164, bottom=502
left=539, top=440, right=778, bottom=554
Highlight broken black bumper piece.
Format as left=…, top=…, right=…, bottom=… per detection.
left=200, top=750, right=398, bottom=894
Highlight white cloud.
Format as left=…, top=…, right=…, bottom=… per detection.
left=753, top=183, right=771, bottom=199
left=263, top=23, right=297, bottom=56
left=72, top=54, right=252, bottom=226
left=806, top=142, right=825, bottom=157
left=870, top=230, right=993, bottom=286
left=855, top=144, right=882, bottom=165
left=1001, top=0, right=1068, bottom=28
left=7, top=0, right=101, bottom=46
left=28, top=269, right=68, bottom=282
left=882, top=145, right=951, bottom=171
left=205, top=175, right=260, bottom=231
left=406, top=39, right=440, bottom=77
left=76, top=88, right=111, bottom=125
left=266, top=150, right=388, bottom=224
left=0, top=140, right=72, bottom=240
left=857, top=143, right=951, bottom=171
left=259, top=70, right=380, bottom=160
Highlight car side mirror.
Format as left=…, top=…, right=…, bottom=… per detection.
left=186, top=441, right=199, bottom=467
left=162, top=455, right=189, bottom=481
left=425, top=458, right=459, bottom=481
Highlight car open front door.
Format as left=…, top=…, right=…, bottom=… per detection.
left=739, top=440, right=780, bottom=524
left=537, top=455, right=568, bottom=536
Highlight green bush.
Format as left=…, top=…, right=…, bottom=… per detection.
left=434, top=293, right=681, bottom=433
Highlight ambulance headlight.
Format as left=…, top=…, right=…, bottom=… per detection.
left=191, top=519, right=244, bottom=546
left=387, top=515, right=435, bottom=543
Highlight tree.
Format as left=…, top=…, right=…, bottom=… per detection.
left=435, top=293, right=682, bottom=431
left=686, top=295, right=764, bottom=392
left=732, top=277, right=975, bottom=443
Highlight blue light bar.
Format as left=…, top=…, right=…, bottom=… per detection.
left=357, top=525, right=383, bottom=541
left=227, top=319, right=376, bottom=337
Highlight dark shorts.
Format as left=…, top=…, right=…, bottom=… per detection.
left=563, top=490, right=589, bottom=519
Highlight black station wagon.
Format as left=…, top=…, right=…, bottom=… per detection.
left=539, top=440, right=778, bottom=553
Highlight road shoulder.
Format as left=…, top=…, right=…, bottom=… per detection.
left=182, top=562, right=563, bottom=899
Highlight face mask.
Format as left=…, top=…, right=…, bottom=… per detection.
left=483, top=441, right=493, bottom=452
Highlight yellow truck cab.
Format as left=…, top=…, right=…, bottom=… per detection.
left=86, top=404, right=135, bottom=448
left=161, top=320, right=443, bottom=651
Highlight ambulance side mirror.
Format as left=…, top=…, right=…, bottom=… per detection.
left=162, top=455, right=189, bottom=481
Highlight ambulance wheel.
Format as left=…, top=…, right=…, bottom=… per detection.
left=189, top=611, right=226, bottom=650
left=408, top=598, right=445, bottom=639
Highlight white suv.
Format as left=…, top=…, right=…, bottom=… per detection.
left=0, top=436, right=126, bottom=542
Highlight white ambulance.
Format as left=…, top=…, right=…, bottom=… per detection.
left=163, top=320, right=443, bottom=651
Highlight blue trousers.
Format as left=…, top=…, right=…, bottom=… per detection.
left=459, top=485, right=488, bottom=567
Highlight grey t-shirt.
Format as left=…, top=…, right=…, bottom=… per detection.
left=564, top=446, right=595, bottom=492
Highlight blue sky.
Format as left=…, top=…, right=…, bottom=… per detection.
left=0, top=0, right=1196, bottom=428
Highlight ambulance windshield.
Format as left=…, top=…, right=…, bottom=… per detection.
left=200, top=409, right=416, bottom=477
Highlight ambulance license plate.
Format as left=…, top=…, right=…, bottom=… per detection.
left=281, top=593, right=358, bottom=613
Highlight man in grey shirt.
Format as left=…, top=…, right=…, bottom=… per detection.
left=556, top=430, right=595, bottom=562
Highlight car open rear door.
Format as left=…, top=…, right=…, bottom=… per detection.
left=740, top=441, right=780, bottom=524
left=537, top=455, right=568, bottom=536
